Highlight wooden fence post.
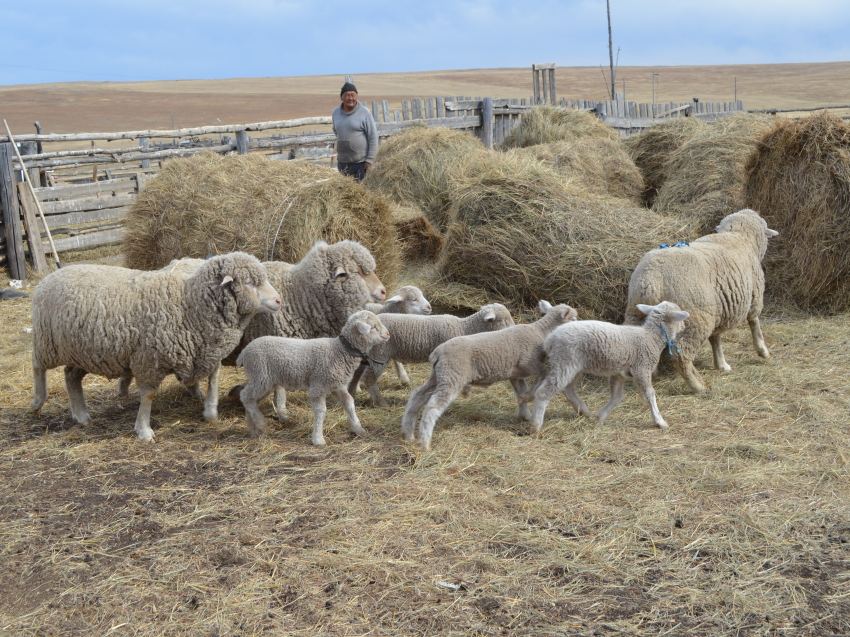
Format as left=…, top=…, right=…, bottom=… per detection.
left=139, top=137, right=150, bottom=168
left=0, top=143, right=26, bottom=279
left=16, top=182, right=48, bottom=274
left=236, top=130, right=249, bottom=155
left=481, top=98, right=494, bottom=149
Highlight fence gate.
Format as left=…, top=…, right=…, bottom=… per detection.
left=532, top=63, right=556, bottom=105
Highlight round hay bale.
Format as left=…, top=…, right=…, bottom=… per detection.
left=516, top=137, right=645, bottom=203
left=123, top=152, right=402, bottom=285
left=363, top=125, right=486, bottom=231
left=653, top=113, right=775, bottom=234
left=745, top=111, right=850, bottom=313
left=438, top=151, right=687, bottom=320
left=499, top=106, right=619, bottom=149
left=392, top=208, right=444, bottom=263
left=622, top=117, right=705, bottom=207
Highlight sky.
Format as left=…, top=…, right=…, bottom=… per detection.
left=2, top=0, right=849, bottom=85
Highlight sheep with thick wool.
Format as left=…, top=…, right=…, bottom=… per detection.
left=528, top=301, right=689, bottom=432
left=400, top=301, right=577, bottom=450
left=625, top=209, right=778, bottom=393
left=349, top=303, right=515, bottom=408
left=30, top=253, right=282, bottom=441
left=237, top=310, right=390, bottom=446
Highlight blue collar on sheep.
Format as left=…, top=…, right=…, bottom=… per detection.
left=658, top=325, right=681, bottom=356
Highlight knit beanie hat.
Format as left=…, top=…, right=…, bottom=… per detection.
left=340, top=82, right=358, bottom=96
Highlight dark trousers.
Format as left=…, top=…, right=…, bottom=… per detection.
left=338, top=161, right=367, bottom=182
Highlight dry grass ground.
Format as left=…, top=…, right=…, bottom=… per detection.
left=1, top=291, right=848, bottom=636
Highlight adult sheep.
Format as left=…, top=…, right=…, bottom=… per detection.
left=625, top=209, right=778, bottom=393
left=30, top=253, right=282, bottom=441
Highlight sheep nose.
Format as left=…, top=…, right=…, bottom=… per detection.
left=372, top=286, right=387, bottom=301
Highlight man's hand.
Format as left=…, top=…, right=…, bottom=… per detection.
left=364, top=162, right=371, bottom=172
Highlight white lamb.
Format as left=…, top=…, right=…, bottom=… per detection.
left=400, top=301, right=577, bottom=451
left=237, top=311, right=390, bottom=446
left=528, top=301, right=690, bottom=433
left=348, top=303, right=515, bottom=408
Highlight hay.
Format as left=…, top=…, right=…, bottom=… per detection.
left=499, top=105, right=619, bottom=149
left=438, top=151, right=687, bottom=320
left=363, top=125, right=487, bottom=231
left=622, top=117, right=705, bottom=207
left=652, top=113, right=775, bottom=234
left=745, top=111, right=850, bottom=313
left=123, top=152, right=402, bottom=285
left=393, top=214, right=444, bottom=264
left=516, top=137, right=645, bottom=203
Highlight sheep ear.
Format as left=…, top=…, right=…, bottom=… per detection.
left=334, top=266, right=347, bottom=278
left=386, top=294, right=403, bottom=303
left=560, top=306, right=575, bottom=320
left=483, top=309, right=496, bottom=322
left=355, top=321, right=371, bottom=335
left=538, top=300, right=553, bottom=314
left=220, top=275, right=234, bottom=287
left=668, top=310, right=690, bottom=322
left=765, top=228, right=779, bottom=238
left=635, top=303, right=653, bottom=316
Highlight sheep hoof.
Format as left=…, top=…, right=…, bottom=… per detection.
left=350, top=426, right=367, bottom=436
left=226, top=384, right=244, bottom=401
left=312, top=437, right=327, bottom=446
left=656, top=421, right=669, bottom=429
left=719, top=363, right=732, bottom=372
left=375, top=398, right=390, bottom=409
left=758, top=350, right=771, bottom=359
left=73, top=412, right=92, bottom=425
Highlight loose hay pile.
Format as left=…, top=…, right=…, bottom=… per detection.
left=622, top=117, right=705, bottom=207
left=499, top=105, right=619, bottom=149
left=363, top=125, right=487, bottom=231
left=652, top=113, right=775, bottom=234
left=124, top=152, right=402, bottom=285
left=516, top=137, right=645, bottom=203
left=745, top=111, right=850, bottom=313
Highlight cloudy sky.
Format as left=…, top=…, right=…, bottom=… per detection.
left=2, top=0, right=849, bottom=85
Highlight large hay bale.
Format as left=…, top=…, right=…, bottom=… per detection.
left=517, top=138, right=645, bottom=203
left=124, top=152, right=401, bottom=285
left=653, top=113, right=775, bottom=234
left=745, top=111, right=850, bottom=313
left=438, top=151, right=687, bottom=320
left=622, top=117, right=705, bottom=207
left=363, top=125, right=486, bottom=231
left=500, top=106, right=619, bottom=149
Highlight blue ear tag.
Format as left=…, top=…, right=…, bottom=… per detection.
left=658, top=244, right=669, bottom=249
left=659, top=325, right=680, bottom=356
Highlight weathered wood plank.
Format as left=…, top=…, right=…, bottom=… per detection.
left=412, top=98, right=423, bottom=120
left=49, top=228, right=125, bottom=252
left=33, top=177, right=137, bottom=200
left=481, top=98, right=494, bottom=149
left=0, top=144, right=25, bottom=279
left=44, top=205, right=131, bottom=229
left=41, top=192, right=137, bottom=215
left=375, top=116, right=481, bottom=135
left=16, top=182, right=49, bottom=273
left=381, top=100, right=390, bottom=123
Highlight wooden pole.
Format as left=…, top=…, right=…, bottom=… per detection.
left=0, top=143, right=26, bottom=279
left=16, top=182, right=48, bottom=274
left=3, top=120, right=61, bottom=269
left=607, top=0, right=616, bottom=100
left=235, top=130, right=249, bottom=155
left=481, top=98, right=494, bottom=149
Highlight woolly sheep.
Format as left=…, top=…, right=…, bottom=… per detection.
left=528, top=301, right=690, bottom=432
left=30, top=253, right=282, bottom=441
left=400, top=301, right=577, bottom=450
left=237, top=310, right=390, bottom=446
left=349, top=303, right=515, bottom=408
left=625, top=209, right=778, bottom=393
left=365, top=285, right=432, bottom=386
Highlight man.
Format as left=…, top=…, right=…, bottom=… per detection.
left=332, top=81, right=378, bottom=182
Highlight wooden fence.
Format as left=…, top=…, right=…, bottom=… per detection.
left=0, top=95, right=746, bottom=279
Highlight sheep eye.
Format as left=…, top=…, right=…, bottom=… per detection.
left=245, top=278, right=252, bottom=285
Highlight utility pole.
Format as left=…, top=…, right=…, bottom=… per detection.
left=607, top=0, right=615, bottom=100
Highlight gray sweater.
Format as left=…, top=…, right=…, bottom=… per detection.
left=332, top=102, right=378, bottom=164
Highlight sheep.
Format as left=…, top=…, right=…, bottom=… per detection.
left=365, top=285, right=432, bottom=386
left=625, top=209, right=778, bottom=393
left=30, top=253, right=282, bottom=441
left=400, top=301, right=577, bottom=451
left=527, top=301, right=690, bottom=433
left=349, top=303, right=515, bottom=408
left=237, top=310, right=390, bottom=446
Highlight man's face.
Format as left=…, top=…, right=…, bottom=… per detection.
left=341, top=91, right=358, bottom=111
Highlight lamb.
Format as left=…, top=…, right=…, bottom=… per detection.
left=30, top=253, right=282, bottom=441
left=625, top=209, right=778, bottom=393
left=400, top=301, right=577, bottom=451
left=365, top=285, right=432, bottom=385
left=527, top=301, right=690, bottom=433
left=237, top=311, right=390, bottom=446
left=349, top=303, right=515, bottom=408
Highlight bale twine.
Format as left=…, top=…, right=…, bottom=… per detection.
left=745, top=111, right=850, bottom=313
left=653, top=113, right=775, bottom=234
left=363, top=125, right=487, bottom=231
left=438, top=151, right=687, bottom=320
left=516, top=137, right=645, bottom=203
left=622, top=117, right=705, bottom=207
left=499, top=106, right=619, bottom=149
left=123, top=152, right=401, bottom=285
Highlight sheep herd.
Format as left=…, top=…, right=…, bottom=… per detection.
left=29, top=209, right=778, bottom=450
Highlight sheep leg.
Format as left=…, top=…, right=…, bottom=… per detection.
left=134, top=384, right=159, bottom=441
left=347, top=363, right=367, bottom=397
left=672, top=350, right=706, bottom=394
left=509, top=378, right=533, bottom=421
left=332, top=387, right=366, bottom=436
left=239, top=382, right=271, bottom=438
left=748, top=316, right=770, bottom=358
left=708, top=333, right=732, bottom=371
left=64, top=366, right=91, bottom=424
left=394, top=361, right=410, bottom=386
left=31, top=364, right=48, bottom=412
left=596, top=374, right=627, bottom=424
left=309, top=391, right=329, bottom=446
left=528, top=372, right=567, bottom=434
left=561, top=381, right=591, bottom=418
left=417, top=386, right=461, bottom=451
left=631, top=370, right=668, bottom=429
left=273, top=386, right=288, bottom=422
left=118, top=375, right=132, bottom=397
left=202, top=365, right=220, bottom=422
left=401, top=377, right=437, bottom=442
left=363, top=364, right=390, bottom=409
left=184, top=381, right=204, bottom=400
